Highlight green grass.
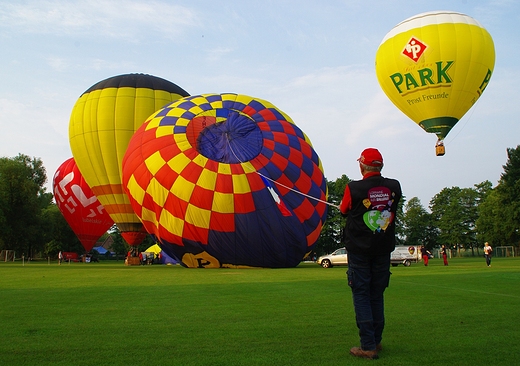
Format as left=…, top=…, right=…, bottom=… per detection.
left=0, top=257, right=518, bottom=365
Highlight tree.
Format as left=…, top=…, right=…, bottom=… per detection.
left=40, top=204, right=83, bottom=258
left=497, top=147, right=520, bottom=247
left=394, top=195, right=406, bottom=246
left=0, top=154, right=50, bottom=257
left=457, top=187, right=479, bottom=254
left=476, top=188, right=501, bottom=246
left=477, top=146, right=520, bottom=247
left=109, top=225, right=128, bottom=258
left=315, top=175, right=350, bottom=255
left=402, top=197, right=437, bottom=249
left=429, top=185, right=482, bottom=255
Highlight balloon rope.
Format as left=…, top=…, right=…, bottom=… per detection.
left=226, top=141, right=339, bottom=209
left=444, top=98, right=479, bottom=146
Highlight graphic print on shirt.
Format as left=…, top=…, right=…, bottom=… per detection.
left=362, top=186, right=396, bottom=232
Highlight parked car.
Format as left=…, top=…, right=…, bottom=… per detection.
left=316, top=247, right=348, bottom=268
left=317, top=246, right=419, bottom=268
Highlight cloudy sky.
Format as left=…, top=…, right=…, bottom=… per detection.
left=0, top=0, right=518, bottom=207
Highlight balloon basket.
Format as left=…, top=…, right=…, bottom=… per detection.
left=436, top=144, right=445, bottom=156
left=125, top=257, right=141, bottom=266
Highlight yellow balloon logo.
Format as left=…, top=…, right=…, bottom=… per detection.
left=375, top=11, right=495, bottom=155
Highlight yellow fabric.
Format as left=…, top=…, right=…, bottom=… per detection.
left=375, top=12, right=495, bottom=139
left=69, top=78, right=187, bottom=231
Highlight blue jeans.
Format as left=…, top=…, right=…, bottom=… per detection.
left=485, top=254, right=492, bottom=266
left=347, top=252, right=391, bottom=351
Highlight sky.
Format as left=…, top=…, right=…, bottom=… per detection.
left=0, top=0, right=519, bottom=208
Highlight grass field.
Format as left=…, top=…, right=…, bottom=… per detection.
left=0, top=256, right=518, bottom=365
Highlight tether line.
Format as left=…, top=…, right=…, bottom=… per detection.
left=226, top=140, right=339, bottom=209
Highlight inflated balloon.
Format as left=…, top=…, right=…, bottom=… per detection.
left=53, top=158, right=114, bottom=252
left=69, top=73, right=189, bottom=245
left=375, top=11, right=495, bottom=155
left=122, top=93, right=328, bottom=268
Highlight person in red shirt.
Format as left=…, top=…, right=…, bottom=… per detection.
left=339, top=148, right=402, bottom=360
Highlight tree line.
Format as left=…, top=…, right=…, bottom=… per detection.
left=1, top=146, right=519, bottom=259
left=0, top=154, right=153, bottom=260
left=315, top=145, right=520, bottom=256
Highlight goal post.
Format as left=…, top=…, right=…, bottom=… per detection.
left=495, top=246, right=515, bottom=257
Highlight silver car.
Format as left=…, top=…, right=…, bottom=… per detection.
left=317, top=247, right=348, bottom=268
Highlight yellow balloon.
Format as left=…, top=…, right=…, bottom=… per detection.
left=375, top=11, right=495, bottom=151
left=69, top=74, right=189, bottom=244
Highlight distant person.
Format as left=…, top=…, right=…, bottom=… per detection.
left=421, top=246, right=431, bottom=266
left=58, top=251, right=63, bottom=265
left=441, top=245, right=448, bottom=266
left=339, top=148, right=402, bottom=360
left=484, top=242, right=493, bottom=267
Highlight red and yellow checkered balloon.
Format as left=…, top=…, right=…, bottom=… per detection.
left=122, top=93, right=327, bottom=268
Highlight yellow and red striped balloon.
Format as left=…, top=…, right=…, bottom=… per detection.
left=69, top=74, right=189, bottom=245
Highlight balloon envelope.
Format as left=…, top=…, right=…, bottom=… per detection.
left=53, top=157, right=114, bottom=252
left=145, top=244, right=162, bottom=255
left=122, top=93, right=328, bottom=268
left=375, top=11, right=495, bottom=141
left=69, top=73, right=189, bottom=245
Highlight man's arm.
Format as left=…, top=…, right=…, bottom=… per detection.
left=339, top=185, right=352, bottom=216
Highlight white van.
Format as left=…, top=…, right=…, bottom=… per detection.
left=391, top=246, right=420, bottom=267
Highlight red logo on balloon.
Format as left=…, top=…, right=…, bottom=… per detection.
left=402, top=37, right=427, bottom=62
left=53, top=158, right=114, bottom=252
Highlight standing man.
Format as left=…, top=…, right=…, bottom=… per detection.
left=339, top=148, right=402, bottom=360
left=420, top=245, right=432, bottom=266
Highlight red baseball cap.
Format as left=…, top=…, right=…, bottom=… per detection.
left=357, top=148, right=383, bottom=167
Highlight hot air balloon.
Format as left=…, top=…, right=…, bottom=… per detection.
left=69, top=73, right=189, bottom=246
left=121, top=93, right=328, bottom=268
left=53, top=157, right=114, bottom=252
left=375, top=11, right=495, bottom=155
